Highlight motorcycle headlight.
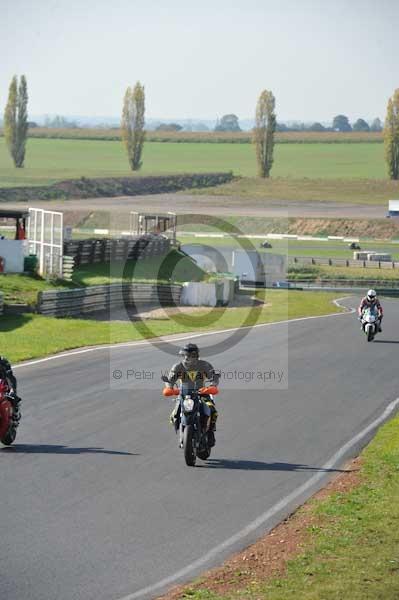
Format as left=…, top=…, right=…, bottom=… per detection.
left=183, top=397, right=194, bottom=412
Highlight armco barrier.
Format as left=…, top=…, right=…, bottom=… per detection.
left=284, top=280, right=399, bottom=295
left=37, top=283, right=182, bottom=317
left=290, top=256, right=399, bottom=269
left=0, top=292, right=3, bottom=315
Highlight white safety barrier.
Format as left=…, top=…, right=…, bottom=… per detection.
left=181, top=282, right=217, bottom=306
left=180, top=280, right=234, bottom=307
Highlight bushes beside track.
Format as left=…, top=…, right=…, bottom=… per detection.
left=0, top=172, right=234, bottom=201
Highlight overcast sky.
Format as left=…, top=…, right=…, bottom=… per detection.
left=1, top=0, right=398, bottom=122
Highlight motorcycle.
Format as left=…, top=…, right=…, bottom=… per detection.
left=361, top=307, right=379, bottom=342
left=0, top=379, right=20, bottom=446
left=162, top=376, right=218, bottom=467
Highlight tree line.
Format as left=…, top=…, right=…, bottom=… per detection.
left=214, top=114, right=382, bottom=133
left=2, top=75, right=399, bottom=179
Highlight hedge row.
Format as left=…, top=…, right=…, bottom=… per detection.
left=0, top=128, right=384, bottom=144
left=0, top=172, right=234, bottom=202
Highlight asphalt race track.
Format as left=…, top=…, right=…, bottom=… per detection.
left=2, top=297, right=399, bottom=600
left=5, top=194, right=388, bottom=219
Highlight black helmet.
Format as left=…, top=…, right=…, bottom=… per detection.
left=179, top=343, right=199, bottom=368
left=179, top=343, right=199, bottom=357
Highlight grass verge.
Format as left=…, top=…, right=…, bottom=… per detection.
left=191, top=176, right=399, bottom=204
left=167, top=411, right=399, bottom=600
left=0, top=290, right=342, bottom=363
left=179, top=235, right=399, bottom=259
left=0, top=273, right=75, bottom=306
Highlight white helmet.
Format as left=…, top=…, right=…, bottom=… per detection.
left=367, top=289, right=377, bottom=301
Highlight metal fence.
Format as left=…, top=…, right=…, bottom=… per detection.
left=28, top=208, right=63, bottom=277
left=290, top=256, right=399, bottom=269
left=284, top=279, right=399, bottom=296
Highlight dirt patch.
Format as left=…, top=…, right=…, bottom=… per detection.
left=285, top=217, right=399, bottom=239
left=134, top=294, right=266, bottom=320
left=156, top=456, right=363, bottom=599
left=83, top=294, right=266, bottom=323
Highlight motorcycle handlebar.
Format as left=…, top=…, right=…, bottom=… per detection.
left=162, top=387, right=180, bottom=397
left=199, top=386, right=219, bottom=395
left=162, top=386, right=219, bottom=397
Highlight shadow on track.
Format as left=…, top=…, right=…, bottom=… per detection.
left=373, top=340, right=399, bottom=344
left=1, top=444, right=138, bottom=456
left=201, top=459, right=351, bottom=473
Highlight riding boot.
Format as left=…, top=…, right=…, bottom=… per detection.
left=207, top=406, right=218, bottom=447
left=169, top=402, right=180, bottom=432
left=8, top=393, right=21, bottom=424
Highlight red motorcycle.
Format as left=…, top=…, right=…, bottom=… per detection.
left=0, top=379, right=19, bottom=446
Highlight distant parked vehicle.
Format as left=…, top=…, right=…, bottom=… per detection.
left=260, top=241, right=272, bottom=248
left=272, top=281, right=292, bottom=288
left=349, top=242, right=361, bottom=250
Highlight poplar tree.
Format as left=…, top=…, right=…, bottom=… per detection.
left=253, top=90, right=276, bottom=178
left=4, top=75, right=29, bottom=168
left=384, top=89, right=399, bottom=180
left=121, top=82, right=145, bottom=171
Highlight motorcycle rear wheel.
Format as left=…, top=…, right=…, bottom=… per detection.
left=1, top=425, right=17, bottom=446
left=0, top=400, right=14, bottom=445
left=183, top=425, right=196, bottom=466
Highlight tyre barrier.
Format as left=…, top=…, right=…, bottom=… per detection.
left=37, top=283, right=182, bottom=317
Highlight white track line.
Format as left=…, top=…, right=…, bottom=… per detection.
left=117, top=396, right=399, bottom=600
left=14, top=297, right=354, bottom=370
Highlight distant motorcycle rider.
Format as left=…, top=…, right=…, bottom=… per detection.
left=0, top=356, right=21, bottom=421
left=165, top=343, right=219, bottom=447
left=358, top=289, right=383, bottom=332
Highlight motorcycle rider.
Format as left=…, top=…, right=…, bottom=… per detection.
left=358, top=289, right=383, bottom=332
left=164, top=343, right=219, bottom=447
left=0, top=356, right=21, bottom=421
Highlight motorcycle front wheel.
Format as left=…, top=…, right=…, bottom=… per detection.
left=183, top=425, right=196, bottom=466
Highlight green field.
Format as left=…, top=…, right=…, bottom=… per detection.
left=0, top=138, right=387, bottom=187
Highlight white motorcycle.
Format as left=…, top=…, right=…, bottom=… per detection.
left=360, top=308, right=379, bottom=342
